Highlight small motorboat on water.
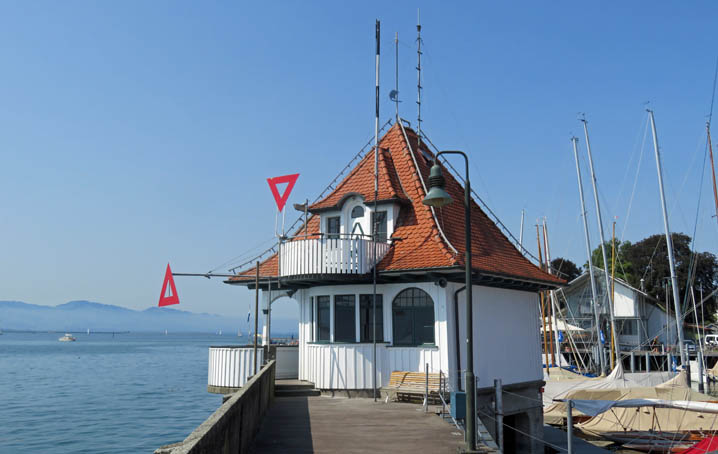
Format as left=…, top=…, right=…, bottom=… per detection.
left=59, top=333, right=76, bottom=342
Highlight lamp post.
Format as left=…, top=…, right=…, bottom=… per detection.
left=423, top=151, right=476, bottom=452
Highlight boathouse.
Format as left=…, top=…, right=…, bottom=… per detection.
left=226, top=122, right=563, bottom=452
left=560, top=269, right=678, bottom=350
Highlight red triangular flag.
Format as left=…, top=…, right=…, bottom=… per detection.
left=267, top=173, right=299, bottom=212
left=158, top=263, right=180, bottom=307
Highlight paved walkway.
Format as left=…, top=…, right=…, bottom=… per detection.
left=250, top=396, right=465, bottom=453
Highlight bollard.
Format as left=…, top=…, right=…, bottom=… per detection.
left=645, top=352, right=651, bottom=372
left=630, top=352, right=635, bottom=372
left=567, top=400, right=573, bottom=454
left=494, top=379, right=504, bottom=453
left=668, top=353, right=673, bottom=372
left=699, top=351, right=705, bottom=393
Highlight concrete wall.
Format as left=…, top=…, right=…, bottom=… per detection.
left=155, top=360, right=275, bottom=454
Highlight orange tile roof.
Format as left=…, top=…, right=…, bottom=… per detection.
left=228, top=123, right=563, bottom=286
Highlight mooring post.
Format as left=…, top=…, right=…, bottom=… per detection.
left=494, top=378, right=504, bottom=453
left=645, top=352, right=651, bottom=372
left=699, top=351, right=705, bottom=393
left=630, top=352, right=635, bottom=372
left=567, top=400, right=574, bottom=454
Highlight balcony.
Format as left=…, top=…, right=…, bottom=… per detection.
left=278, top=234, right=391, bottom=277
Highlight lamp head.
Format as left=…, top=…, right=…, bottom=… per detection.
left=422, top=162, right=453, bottom=208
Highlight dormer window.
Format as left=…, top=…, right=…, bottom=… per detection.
left=327, top=216, right=340, bottom=239
left=372, top=211, right=388, bottom=242
left=351, top=206, right=364, bottom=218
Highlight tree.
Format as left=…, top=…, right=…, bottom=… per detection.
left=588, top=239, right=634, bottom=283
left=550, top=257, right=581, bottom=282
left=620, top=233, right=717, bottom=315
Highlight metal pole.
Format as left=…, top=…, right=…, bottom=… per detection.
left=253, top=261, right=259, bottom=375
left=567, top=400, right=574, bottom=454
left=582, top=119, right=619, bottom=371
left=699, top=350, right=705, bottom=393
left=372, top=19, right=380, bottom=403
left=438, top=151, right=475, bottom=451
left=395, top=31, right=399, bottom=120
left=424, top=363, right=429, bottom=413
left=648, top=110, right=688, bottom=379
left=494, top=379, right=504, bottom=453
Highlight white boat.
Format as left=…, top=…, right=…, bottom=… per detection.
left=59, top=333, right=76, bottom=342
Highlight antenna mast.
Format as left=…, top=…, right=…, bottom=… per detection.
left=372, top=19, right=380, bottom=403
left=416, top=9, right=423, bottom=140
left=395, top=32, right=399, bottom=120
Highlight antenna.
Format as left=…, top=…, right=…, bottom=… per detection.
left=416, top=8, right=423, bottom=141
left=394, top=32, right=399, bottom=120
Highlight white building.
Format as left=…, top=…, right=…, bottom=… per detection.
left=561, top=269, right=678, bottom=350
left=227, top=122, right=563, bottom=452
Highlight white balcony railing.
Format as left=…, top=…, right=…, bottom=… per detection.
left=279, top=234, right=391, bottom=277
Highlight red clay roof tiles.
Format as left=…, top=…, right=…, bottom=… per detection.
left=228, top=123, right=563, bottom=286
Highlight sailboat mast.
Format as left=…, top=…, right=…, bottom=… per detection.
left=572, top=137, right=606, bottom=375
left=519, top=209, right=525, bottom=252
left=707, top=123, right=718, bottom=223
left=537, top=224, right=550, bottom=372
left=582, top=118, right=618, bottom=370
left=648, top=109, right=688, bottom=372
left=543, top=220, right=562, bottom=367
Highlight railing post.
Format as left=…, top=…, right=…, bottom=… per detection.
left=630, top=351, right=635, bottom=372
left=699, top=350, right=705, bottom=393
left=424, top=362, right=429, bottom=412
left=567, top=400, right=573, bottom=454
left=645, top=352, right=651, bottom=372
left=494, top=378, right=504, bottom=453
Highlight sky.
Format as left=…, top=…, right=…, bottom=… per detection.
left=2, top=2, right=718, bottom=319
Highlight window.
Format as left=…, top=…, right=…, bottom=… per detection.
left=392, top=288, right=435, bottom=346
left=371, top=211, right=388, bottom=242
left=317, top=296, right=330, bottom=341
left=334, top=295, right=356, bottom=342
left=360, top=294, right=383, bottom=342
left=351, top=206, right=365, bottom=218
left=309, top=297, right=314, bottom=342
left=621, top=319, right=638, bottom=336
left=327, top=216, right=340, bottom=239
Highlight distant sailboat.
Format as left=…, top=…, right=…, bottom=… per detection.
left=237, top=328, right=242, bottom=337
left=164, top=329, right=168, bottom=335
left=218, top=329, right=222, bottom=336
left=87, top=328, right=90, bottom=335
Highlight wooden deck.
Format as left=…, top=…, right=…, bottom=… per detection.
left=249, top=395, right=465, bottom=453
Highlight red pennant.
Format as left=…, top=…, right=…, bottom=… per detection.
left=158, top=263, right=180, bottom=307
left=267, top=173, right=299, bottom=212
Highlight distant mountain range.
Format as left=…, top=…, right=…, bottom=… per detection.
left=0, top=300, right=297, bottom=334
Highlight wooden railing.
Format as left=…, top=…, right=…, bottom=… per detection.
left=279, top=234, right=391, bottom=277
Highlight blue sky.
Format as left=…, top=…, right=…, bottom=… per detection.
left=2, top=2, right=718, bottom=319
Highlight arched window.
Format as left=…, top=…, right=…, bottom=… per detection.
left=351, top=205, right=365, bottom=218
left=392, top=288, right=435, bottom=346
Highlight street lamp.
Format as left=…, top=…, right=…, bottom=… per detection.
left=423, top=151, right=476, bottom=452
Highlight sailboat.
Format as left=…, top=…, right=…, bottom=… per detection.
left=237, top=328, right=242, bottom=337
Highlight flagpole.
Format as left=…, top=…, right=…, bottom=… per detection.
left=372, top=19, right=380, bottom=403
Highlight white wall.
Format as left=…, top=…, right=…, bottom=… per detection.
left=613, top=282, right=638, bottom=317
left=295, top=282, right=450, bottom=389
left=451, top=283, right=542, bottom=388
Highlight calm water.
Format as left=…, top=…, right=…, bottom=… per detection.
left=0, top=332, right=235, bottom=453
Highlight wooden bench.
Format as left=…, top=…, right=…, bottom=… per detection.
left=383, top=370, right=444, bottom=404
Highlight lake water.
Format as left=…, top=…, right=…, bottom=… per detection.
left=0, top=332, right=235, bottom=453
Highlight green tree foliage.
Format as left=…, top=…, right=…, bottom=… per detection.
left=550, top=257, right=581, bottom=282
left=587, top=240, right=634, bottom=283
left=588, top=233, right=718, bottom=315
